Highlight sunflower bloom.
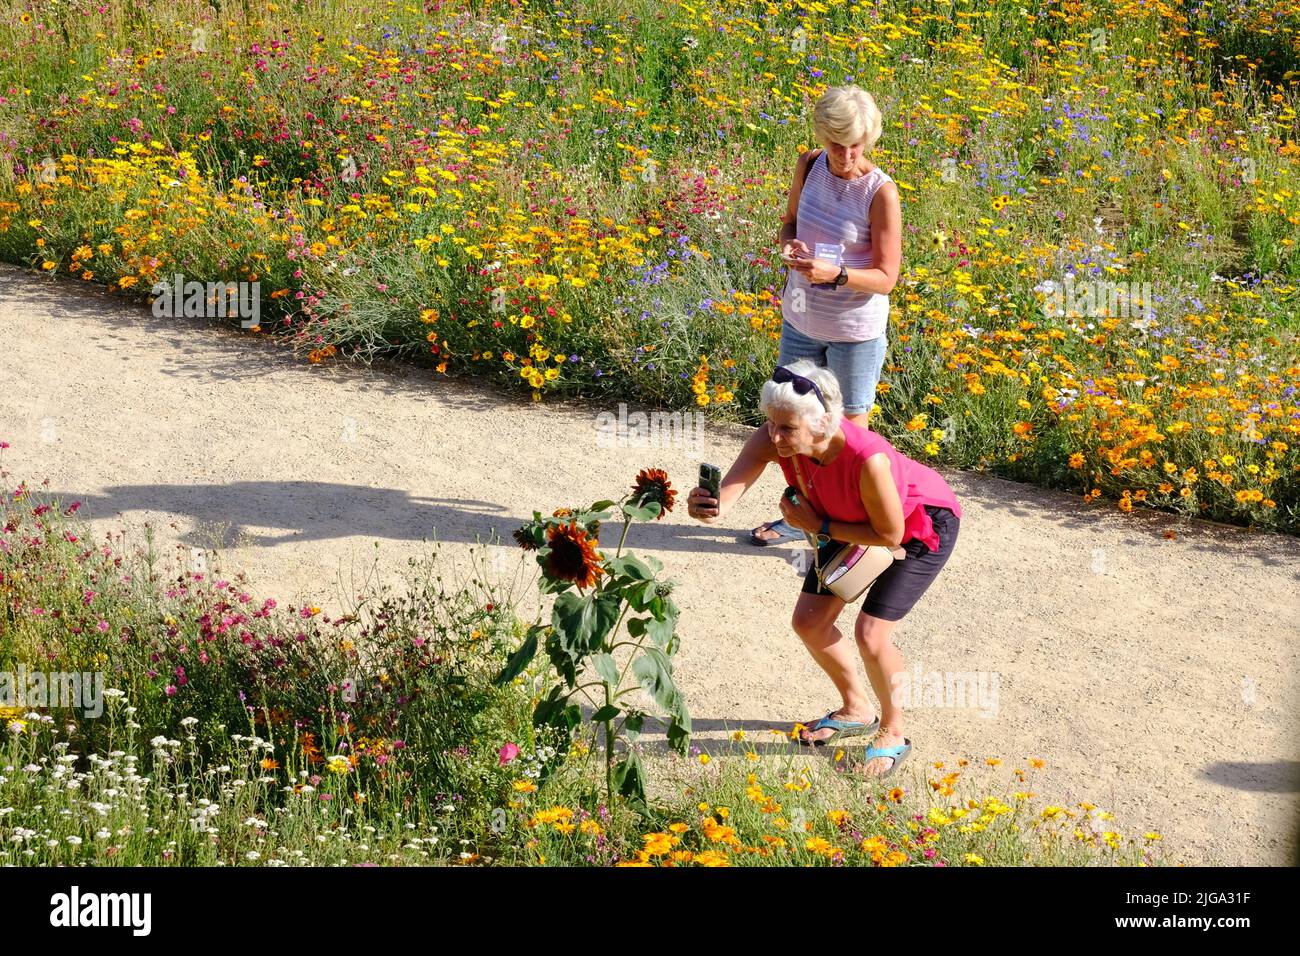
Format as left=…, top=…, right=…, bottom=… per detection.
left=630, top=467, right=676, bottom=519
left=543, top=520, right=604, bottom=589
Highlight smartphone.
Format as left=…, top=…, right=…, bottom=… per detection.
left=699, top=463, right=722, bottom=500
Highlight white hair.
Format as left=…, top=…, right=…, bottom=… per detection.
left=812, top=85, right=883, bottom=150
left=759, top=359, right=844, bottom=439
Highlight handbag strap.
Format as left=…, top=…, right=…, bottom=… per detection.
left=782, top=150, right=822, bottom=298
left=799, top=148, right=823, bottom=190
left=790, top=454, right=819, bottom=515
left=790, top=455, right=829, bottom=575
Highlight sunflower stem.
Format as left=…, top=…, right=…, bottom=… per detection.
left=604, top=681, right=613, bottom=805
left=615, top=511, right=632, bottom=559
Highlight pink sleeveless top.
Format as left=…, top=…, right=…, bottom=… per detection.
left=777, top=418, right=962, bottom=551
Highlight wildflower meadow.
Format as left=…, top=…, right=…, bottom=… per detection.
left=0, top=0, right=1296, bottom=531
left=0, top=0, right=1294, bottom=879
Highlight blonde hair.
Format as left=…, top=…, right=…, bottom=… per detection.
left=759, top=359, right=844, bottom=439
left=812, top=85, right=883, bottom=150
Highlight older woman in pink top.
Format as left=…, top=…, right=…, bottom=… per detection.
left=686, top=359, right=962, bottom=778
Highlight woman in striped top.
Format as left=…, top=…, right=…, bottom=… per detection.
left=751, top=85, right=903, bottom=547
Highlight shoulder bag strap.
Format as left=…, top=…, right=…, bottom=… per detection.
left=790, top=455, right=831, bottom=577
left=800, top=148, right=823, bottom=190
left=790, top=453, right=817, bottom=510
left=782, top=150, right=823, bottom=297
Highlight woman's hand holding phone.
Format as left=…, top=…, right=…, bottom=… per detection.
left=687, top=485, right=720, bottom=522
left=689, top=463, right=723, bottom=522
left=780, top=241, right=812, bottom=267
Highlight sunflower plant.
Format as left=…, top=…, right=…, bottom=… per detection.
left=496, top=469, right=690, bottom=811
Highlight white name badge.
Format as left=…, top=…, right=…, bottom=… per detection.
left=815, top=242, right=844, bottom=265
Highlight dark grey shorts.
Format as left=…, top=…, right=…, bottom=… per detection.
left=800, top=506, right=960, bottom=621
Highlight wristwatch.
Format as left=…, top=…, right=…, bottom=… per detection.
left=817, top=516, right=832, bottom=543
left=834, top=264, right=849, bottom=287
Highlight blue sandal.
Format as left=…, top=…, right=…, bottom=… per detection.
left=855, top=737, right=913, bottom=777
left=750, top=517, right=804, bottom=547
left=796, top=711, right=880, bottom=747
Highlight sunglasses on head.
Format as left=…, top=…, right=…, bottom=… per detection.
left=772, top=365, right=828, bottom=412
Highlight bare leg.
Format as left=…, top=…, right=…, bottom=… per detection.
left=854, top=611, right=908, bottom=776
left=790, top=592, right=877, bottom=743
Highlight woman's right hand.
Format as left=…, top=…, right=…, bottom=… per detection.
left=686, top=486, right=720, bottom=523
left=781, top=239, right=811, bottom=263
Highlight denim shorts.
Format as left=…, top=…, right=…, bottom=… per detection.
left=801, top=506, right=960, bottom=621
left=777, top=318, right=887, bottom=415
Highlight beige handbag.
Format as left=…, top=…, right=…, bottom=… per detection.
left=791, top=455, right=903, bottom=602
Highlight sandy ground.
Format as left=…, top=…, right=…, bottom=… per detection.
left=2, top=262, right=1298, bottom=866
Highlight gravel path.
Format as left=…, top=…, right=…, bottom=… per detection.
left=2, top=262, right=1297, bottom=865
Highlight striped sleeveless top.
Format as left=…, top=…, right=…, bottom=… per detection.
left=781, top=151, right=894, bottom=343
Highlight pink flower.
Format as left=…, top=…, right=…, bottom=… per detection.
left=96, top=620, right=110, bottom=632
left=498, top=742, right=521, bottom=766
left=165, top=685, right=177, bottom=697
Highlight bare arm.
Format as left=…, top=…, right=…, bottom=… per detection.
left=778, top=149, right=819, bottom=255
left=686, top=424, right=777, bottom=523
left=822, top=452, right=905, bottom=547
left=841, top=182, right=901, bottom=296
